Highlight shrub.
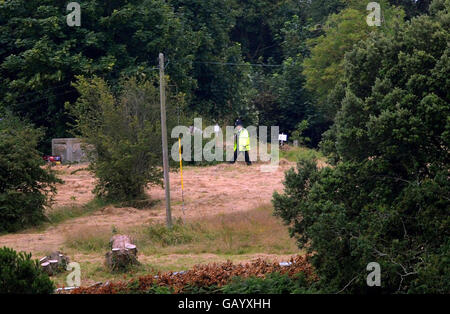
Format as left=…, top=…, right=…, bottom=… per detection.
left=290, top=120, right=310, bottom=146
left=0, top=113, right=60, bottom=232
left=141, top=219, right=198, bottom=247
left=0, top=247, right=55, bottom=294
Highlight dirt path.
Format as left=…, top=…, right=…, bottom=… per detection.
left=0, top=162, right=293, bottom=255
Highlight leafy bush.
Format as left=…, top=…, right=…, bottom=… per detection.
left=0, top=113, right=60, bottom=232
left=302, top=1, right=404, bottom=115
left=0, top=247, right=55, bottom=294
left=68, top=76, right=176, bottom=201
left=273, top=4, right=450, bottom=294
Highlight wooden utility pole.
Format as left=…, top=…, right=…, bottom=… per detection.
left=159, top=53, right=172, bottom=228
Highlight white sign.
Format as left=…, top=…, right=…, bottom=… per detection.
left=278, top=133, right=287, bottom=142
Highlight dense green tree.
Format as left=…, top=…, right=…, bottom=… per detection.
left=169, top=0, right=255, bottom=123
left=264, top=57, right=328, bottom=146
left=248, top=10, right=328, bottom=145
left=306, top=0, right=345, bottom=25
left=230, top=0, right=304, bottom=64
left=0, top=113, right=60, bottom=232
left=2, top=0, right=441, bottom=155
left=389, top=0, right=432, bottom=17
left=273, top=1, right=449, bottom=293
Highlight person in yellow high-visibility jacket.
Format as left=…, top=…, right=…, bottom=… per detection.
left=230, top=119, right=252, bottom=165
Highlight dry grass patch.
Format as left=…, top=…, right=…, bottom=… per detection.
left=135, top=204, right=299, bottom=256
left=63, top=225, right=113, bottom=252
left=62, top=204, right=299, bottom=256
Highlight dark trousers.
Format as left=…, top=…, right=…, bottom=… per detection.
left=231, top=150, right=251, bottom=165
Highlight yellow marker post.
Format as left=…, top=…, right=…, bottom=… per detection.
left=178, top=137, right=185, bottom=213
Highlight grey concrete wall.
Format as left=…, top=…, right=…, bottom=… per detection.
left=52, top=138, right=88, bottom=163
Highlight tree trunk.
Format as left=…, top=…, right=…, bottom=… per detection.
left=40, top=251, right=70, bottom=276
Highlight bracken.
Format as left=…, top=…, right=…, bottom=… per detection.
left=70, top=255, right=316, bottom=294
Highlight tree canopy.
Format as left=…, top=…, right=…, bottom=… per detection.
left=1, top=0, right=431, bottom=151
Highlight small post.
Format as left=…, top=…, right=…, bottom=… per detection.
left=159, top=53, right=172, bottom=228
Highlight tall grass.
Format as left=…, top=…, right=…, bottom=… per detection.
left=64, top=225, right=112, bottom=252
left=62, top=204, right=299, bottom=256
left=135, top=205, right=298, bottom=255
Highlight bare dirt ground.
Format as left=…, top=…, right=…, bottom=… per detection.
left=0, top=162, right=293, bottom=256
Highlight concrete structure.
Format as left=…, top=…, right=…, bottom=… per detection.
left=51, top=138, right=88, bottom=163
